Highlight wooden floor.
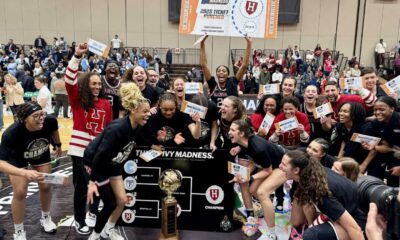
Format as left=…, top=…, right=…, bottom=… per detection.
left=0, top=115, right=289, bottom=240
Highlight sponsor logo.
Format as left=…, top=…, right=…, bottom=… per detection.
left=122, top=209, right=135, bottom=223
left=124, top=160, right=137, bottom=174
left=125, top=193, right=136, bottom=207
left=124, top=177, right=137, bottom=191
left=205, top=185, right=224, bottom=205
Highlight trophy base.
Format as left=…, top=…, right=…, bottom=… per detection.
left=159, top=231, right=179, bottom=240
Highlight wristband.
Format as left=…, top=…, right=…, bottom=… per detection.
left=55, top=143, right=62, bottom=147
left=73, top=54, right=82, bottom=59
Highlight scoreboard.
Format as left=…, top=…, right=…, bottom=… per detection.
left=119, top=147, right=235, bottom=232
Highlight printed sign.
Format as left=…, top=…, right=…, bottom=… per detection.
left=339, top=77, right=364, bottom=90
left=351, top=133, right=381, bottom=146
left=185, top=82, right=203, bottom=94
left=41, top=173, right=68, bottom=185
left=381, top=75, right=400, bottom=95
left=275, top=117, right=299, bottom=132
left=180, top=100, right=208, bottom=119
left=313, top=102, right=333, bottom=119
left=179, top=0, right=279, bottom=38
left=139, top=150, right=163, bottom=162
left=260, top=113, right=275, bottom=134
left=227, top=162, right=250, bottom=181
left=259, top=84, right=280, bottom=95
left=87, top=38, right=110, bottom=58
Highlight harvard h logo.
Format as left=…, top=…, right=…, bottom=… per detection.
left=210, top=189, right=220, bottom=201
left=245, top=0, right=258, bottom=15
left=206, top=185, right=224, bottom=205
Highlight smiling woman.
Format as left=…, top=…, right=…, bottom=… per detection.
left=0, top=101, right=62, bottom=239
left=64, top=43, right=114, bottom=235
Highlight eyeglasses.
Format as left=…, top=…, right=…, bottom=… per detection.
left=31, top=112, right=47, bottom=120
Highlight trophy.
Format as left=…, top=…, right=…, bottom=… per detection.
left=159, top=169, right=182, bottom=239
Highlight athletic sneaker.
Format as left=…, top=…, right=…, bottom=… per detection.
left=107, top=228, right=125, bottom=240
left=242, top=216, right=258, bottom=237
left=13, top=230, right=26, bottom=240
left=40, top=216, right=56, bottom=234
left=74, top=221, right=91, bottom=235
left=85, top=212, right=97, bottom=227
left=263, top=232, right=277, bottom=240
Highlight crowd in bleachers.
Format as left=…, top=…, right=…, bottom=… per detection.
left=0, top=35, right=399, bottom=240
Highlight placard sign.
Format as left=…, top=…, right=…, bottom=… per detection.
left=179, top=0, right=279, bottom=38
left=119, top=147, right=234, bottom=232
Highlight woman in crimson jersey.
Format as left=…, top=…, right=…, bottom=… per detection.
left=65, top=43, right=113, bottom=235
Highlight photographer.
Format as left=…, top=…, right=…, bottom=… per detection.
left=280, top=150, right=366, bottom=240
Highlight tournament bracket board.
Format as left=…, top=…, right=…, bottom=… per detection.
left=179, top=0, right=279, bottom=38
left=118, top=147, right=235, bottom=232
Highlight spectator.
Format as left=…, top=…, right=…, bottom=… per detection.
left=4, top=39, right=17, bottom=55
left=166, top=48, right=173, bottom=67
left=34, top=35, right=47, bottom=50
left=33, top=62, right=43, bottom=77
left=375, top=38, right=386, bottom=69
left=51, top=76, right=69, bottom=118
left=34, top=76, right=53, bottom=114
left=3, top=73, right=24, bottom=121
left=157, top=67, right=170, bottom=91
left=271, top=67, right=283, bottom=84
left=314, top=43, right=323, bottom=67
left=7, top=58, right=17, bottom=76
left=138, top=54, right=148, bottom=69
left=55, top=62, right=66, bottom=75
left=110, top=34, right=122, bottom=52
left=350, top=63, right=361, bottom=77
left=243, top=71, right=258, bottom=94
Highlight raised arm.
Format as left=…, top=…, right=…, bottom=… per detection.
left=235, top=36, right=253, bottom=81
left=200, top=35, right=212, bottom=82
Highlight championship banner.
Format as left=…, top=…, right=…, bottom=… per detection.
left=179, top=0, right=279, bottom=38
left=119, top=147, right=235, bottom=232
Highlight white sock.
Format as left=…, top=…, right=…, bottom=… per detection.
left=41, top=211, right=50, bottom=219
left=267, top=226, right=276, bottom=235
left=14, top=223, right=24, bottom=233
left=91, top=231, right=101, bottom=238
left=100, top=220, right=116, bottom=238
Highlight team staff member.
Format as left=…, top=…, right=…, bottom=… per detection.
left=200, top=34, right=252, bottom=108
left=0, top=102, right=62, bottom=240
left=229, top=120, right=285, bottom=240
left=65, top=43, right=113, bottom=235
left=322, top=81, right=367, bottom=129
left=280, top=150, right=366, bottom=240
left=86, top=83, right=151, bottom=240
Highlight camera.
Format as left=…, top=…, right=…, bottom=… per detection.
left=357, top=175, right=400, bottom=240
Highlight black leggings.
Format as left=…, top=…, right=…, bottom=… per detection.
left=72, top=156, right=100, bottom=224
left=94, top=184, right=117, bottom=233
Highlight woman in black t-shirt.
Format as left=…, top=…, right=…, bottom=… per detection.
left=229, top=120, right=285, bottom=239
left=216, top=96, right=248, bottom=150
left=200, top=34, right=252, bottom=108
left=363, top=96, right=400, bottom=186
left=86, top=83, right=151, bottom=240
left=280, top=150, right=365, bottom=240
left=330, top=102, right=373, bottom=168
left=0, top=102, right=62, bottom=239
left=306, top=138, right=336, bottom=168
left=144, top=92, right=201, bottom=149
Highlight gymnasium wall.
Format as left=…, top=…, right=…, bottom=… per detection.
left=0, top=0, right=399, bottom=70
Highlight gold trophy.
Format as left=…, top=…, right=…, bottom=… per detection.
left=159, top=169, right=182, bottom=239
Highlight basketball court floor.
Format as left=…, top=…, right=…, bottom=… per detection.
left=0, top=116, right=291, bottom=239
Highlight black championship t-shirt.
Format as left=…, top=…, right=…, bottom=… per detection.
left=240, top=135, right=285, bottom=169
left=317, top=168, right=366, bottom=230
left=144, top=110, right=194, bottom=147
left=0, top=116, right=58, bottom=166
left=208, top=76, right=239, bottom=108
